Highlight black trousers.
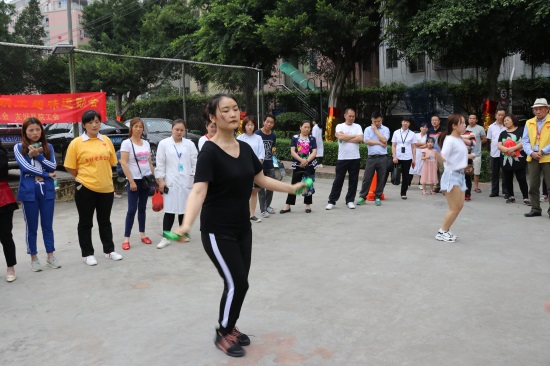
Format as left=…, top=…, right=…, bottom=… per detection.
left=328, top=159, right=360, bottom=204
left=358, top=155, right=388, bottom=199
left=163, top=213, right=184, bottom=232
left=396, top=159, right=413, bottom=196
left=465, top=159, right=473, bottom=195
left=202, top=229, right=252, bottom=335
left=503, top=168, right=529, bottom=199
left=74, top=183, right=115, bottom=257
left=490, top=156, right=508, bottom=196
left=0, top=210, right=17, bottom=267
left=286, top=166, right=315, bottom=205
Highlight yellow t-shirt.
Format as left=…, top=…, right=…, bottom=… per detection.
left=64, top=134, right=117, bottom=193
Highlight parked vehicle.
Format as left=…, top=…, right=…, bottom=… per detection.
left=45, top=119, right=129, bottom=167
left=123, top=118, right=200, bottom=165
left=0, top=124, right=22, bottom=170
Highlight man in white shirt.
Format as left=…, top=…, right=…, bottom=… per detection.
left=466, top=114, right=487, bottom=193
left=326, top=108, right=363, bottom=210
left=487, top=108, right=508, bottom=197
left=391, top=117, right=417, bottom=199
left=356, top=111, right=390, bottom=206
left=311, top=120, right=324, bottom=168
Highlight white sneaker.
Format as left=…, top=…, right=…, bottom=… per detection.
left=446, top=231, right=458, bottom=240
left=261, top=211, right=270, bottom=218
left=347, top=202, right=356, bottom=209
left=435, top=230, right=457, bottom=242
left=83, top=255, right=97, bottom=266
left=325, top=203, right=334, bottom=210
left=157, top=237, right=171, bottom=249
left=105, top=252, right=123, bottom=260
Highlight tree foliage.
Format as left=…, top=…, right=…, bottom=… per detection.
left=382, top=0, right=547, bottom=101
left=80, top=0, right=189, bottom=116
left=258, top=0, right=382, bottom=108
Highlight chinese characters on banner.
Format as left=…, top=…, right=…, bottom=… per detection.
left=0, top=92, right=107, bottom=124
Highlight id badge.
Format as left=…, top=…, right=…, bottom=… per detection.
left=178, top=163, right=184, bottom=172
left=401, top=146, right=405, bottom=154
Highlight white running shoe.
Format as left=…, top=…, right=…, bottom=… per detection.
left=446, top=231, right=458, bottom=240
left=325, top=203, right=334, bottom=210
left=105, top=252, right=123, bottom=260
left=83, top=255, right=98, bottom=266
left=347, top=202, right=356, bottom=209
left=435, top=230, right=457, bottom=242
left=157, top=237, right=171, bottom=249
left=260, top=211, right=270, bottom=218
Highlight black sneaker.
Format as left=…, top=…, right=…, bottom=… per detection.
left=230, top=327, right=251, bottom=346
left=214, top=330, right=245, bottom=357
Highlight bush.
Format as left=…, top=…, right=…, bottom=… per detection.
left=276, top=138, right=376, bottom=169
left=275, top=112, right=309, bottom=132
left=276, top=137, right=491, bottom=183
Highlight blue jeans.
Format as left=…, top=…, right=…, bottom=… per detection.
left=124, top=179, right=150, bottom=237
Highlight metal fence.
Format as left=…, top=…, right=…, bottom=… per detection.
left=0, top=41, right=263, bottom=133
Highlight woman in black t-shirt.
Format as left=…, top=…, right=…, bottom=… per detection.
left=498, top=114, right=529, bottom=204
left=170, top=94, right=304, bottom=358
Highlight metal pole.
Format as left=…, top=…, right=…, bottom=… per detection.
left=508, top=55, right=515, bottom=115
left=67, top=0, right=78, bottom=137
left=182, top=63, right=187, bottom=125
left=256, top=69, right=260, bottom=119
left=319, top=80, right=323, bottom=125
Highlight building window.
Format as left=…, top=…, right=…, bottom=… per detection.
left=386, top=48, right=398, bottom=69
left=409, top=54, right=425, bottom=73
left=78, top=14, right=81, bottom=24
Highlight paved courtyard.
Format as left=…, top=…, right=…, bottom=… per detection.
left=1, top=176, right=549, bottom=365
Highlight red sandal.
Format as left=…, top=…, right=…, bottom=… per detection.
left=140, top=237, right=152, bottom=245
left=122, top=242, right=130, bottom=250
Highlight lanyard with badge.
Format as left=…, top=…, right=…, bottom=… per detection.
left=173, top=144, right=184, bottom=173
left=400, top=129, right=409, bottom=153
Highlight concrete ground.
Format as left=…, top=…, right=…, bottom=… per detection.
left=1, top=172, right=549, bottom=366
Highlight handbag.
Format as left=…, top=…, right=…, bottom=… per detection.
left=130, top=142, right=156, bottom=190
left=152, top=189, right=164, bottom=212
left=391, top=164, right=401, bottom=185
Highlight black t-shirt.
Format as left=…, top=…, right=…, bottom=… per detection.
left=255, top=129, right=276, bottom=170
left=498, top=127, right=527, bottom=171
left=195, top=140, right=263, bottom=234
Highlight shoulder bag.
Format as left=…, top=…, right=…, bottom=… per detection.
left=130, top=142, right=156, bottom=190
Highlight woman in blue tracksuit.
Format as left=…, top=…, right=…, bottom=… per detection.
left=14, top=117, right=61, bottom=272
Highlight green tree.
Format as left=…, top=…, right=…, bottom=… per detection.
left=519, top=0, right=550, bottom=67
left=258, top=0, right=382, bottom=111
left=14, top=0, right=45, bottom=45
left=12, top=0, right=48, bottom=93
left=188, top=0, right=280, bottom=113
left=382, top=0, right=527, bottom=101
left=0, top=1, right=26, bottom=94
left=79, top=0, right=170, bottom=117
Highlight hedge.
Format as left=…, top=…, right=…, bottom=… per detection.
left=275, top=138, right=491, bottom=182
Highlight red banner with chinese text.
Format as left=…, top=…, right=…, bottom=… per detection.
left=0, top=92, right=107, bottom=124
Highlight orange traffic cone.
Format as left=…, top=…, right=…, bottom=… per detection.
left=366, top=172, right=385, bottom=201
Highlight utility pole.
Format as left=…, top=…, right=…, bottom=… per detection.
left=67, top=0, right=78, bottom=137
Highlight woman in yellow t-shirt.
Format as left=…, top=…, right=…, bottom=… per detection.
left=64, top=110, right=123, bottom=266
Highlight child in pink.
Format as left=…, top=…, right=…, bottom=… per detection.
left=421, top=137, right=439, bottom=194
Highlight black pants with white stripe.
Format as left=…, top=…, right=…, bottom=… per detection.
left=202, top=229, right=252, bottom=335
